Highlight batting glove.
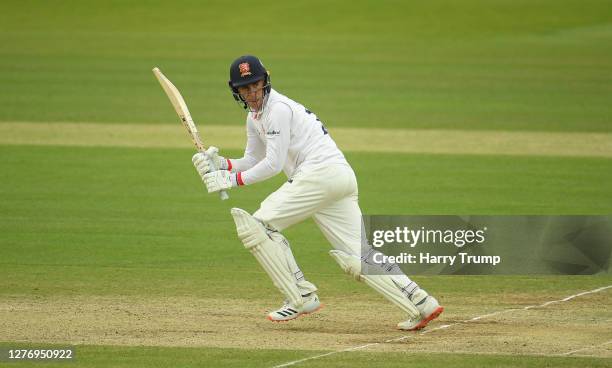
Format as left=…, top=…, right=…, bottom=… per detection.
left=192, top=146, right=229, bottom=179
left=203, top=170, right=239, bottom=193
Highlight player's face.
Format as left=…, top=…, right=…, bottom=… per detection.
left=237, top=80, right=265, bottom=111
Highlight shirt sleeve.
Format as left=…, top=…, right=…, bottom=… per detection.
left=240, top=103, right=292, bottom=185
left=229, top=120, right=265, bottom=172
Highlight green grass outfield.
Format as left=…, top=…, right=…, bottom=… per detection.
left=1, top=0, right=611, bottom=131
left=1, top=344, right=610, bottom=368
left=1, top=0, right=612, bottom=367
left=1, top=145, right=611, bottom=298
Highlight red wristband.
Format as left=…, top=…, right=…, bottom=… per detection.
left=226, top=159, right=232, bottom=171
left=236, top=172, right=244, bottom=186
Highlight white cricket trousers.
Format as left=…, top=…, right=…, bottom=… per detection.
left=253, top=163, right=362, bottom=257
left=253, top=163, right=420, bottom=300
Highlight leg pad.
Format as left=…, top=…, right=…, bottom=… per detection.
left=329, top=250, right=419, bottom=318
left=231, top=208, right=303, bottom=308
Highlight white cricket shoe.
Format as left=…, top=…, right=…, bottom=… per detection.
left=397, top=289, right=444, bottom=331
left=267, top=293, right=323, bottom=322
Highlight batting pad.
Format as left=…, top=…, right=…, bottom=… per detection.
left=231, top=208, right=303, bottom=308
left=329, top=250, right=419, bottom=318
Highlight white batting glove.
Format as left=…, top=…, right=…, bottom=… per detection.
left=192, top=146, right=229, bottom=178
left=203, top=170, right=238, bottom=193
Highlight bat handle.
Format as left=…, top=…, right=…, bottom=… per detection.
left=219, top=190, right=229, bottom=201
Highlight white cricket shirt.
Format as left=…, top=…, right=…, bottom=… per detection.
left=230, top=89, right=348, bottom=185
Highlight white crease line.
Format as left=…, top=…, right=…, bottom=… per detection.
left=559, top=340, right=612, bottom=356
left=271, top=285, right=612, bottom=368
left=271, top=345, right=374, bottom=368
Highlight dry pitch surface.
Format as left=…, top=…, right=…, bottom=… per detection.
left=2, top=289, right=611, bottom=359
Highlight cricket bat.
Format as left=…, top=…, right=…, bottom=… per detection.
left=152, top=67, right=229, bottom=200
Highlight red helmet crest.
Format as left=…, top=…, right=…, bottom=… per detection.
left=239, top=62, right=252, bottom=77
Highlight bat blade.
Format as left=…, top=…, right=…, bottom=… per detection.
left=152, top=67, right=205, bottom=152
left=153, top=67, right=229, bottom=200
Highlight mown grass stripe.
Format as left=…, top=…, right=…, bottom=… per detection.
left=1, top=122, right=611, bottom=158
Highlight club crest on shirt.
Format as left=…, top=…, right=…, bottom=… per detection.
left=266, top=129, right=281, bottom=137
left=239, top=63, right=252, bottom=77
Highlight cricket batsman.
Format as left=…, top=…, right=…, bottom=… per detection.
left=192, top=55, right=444, bottom=330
